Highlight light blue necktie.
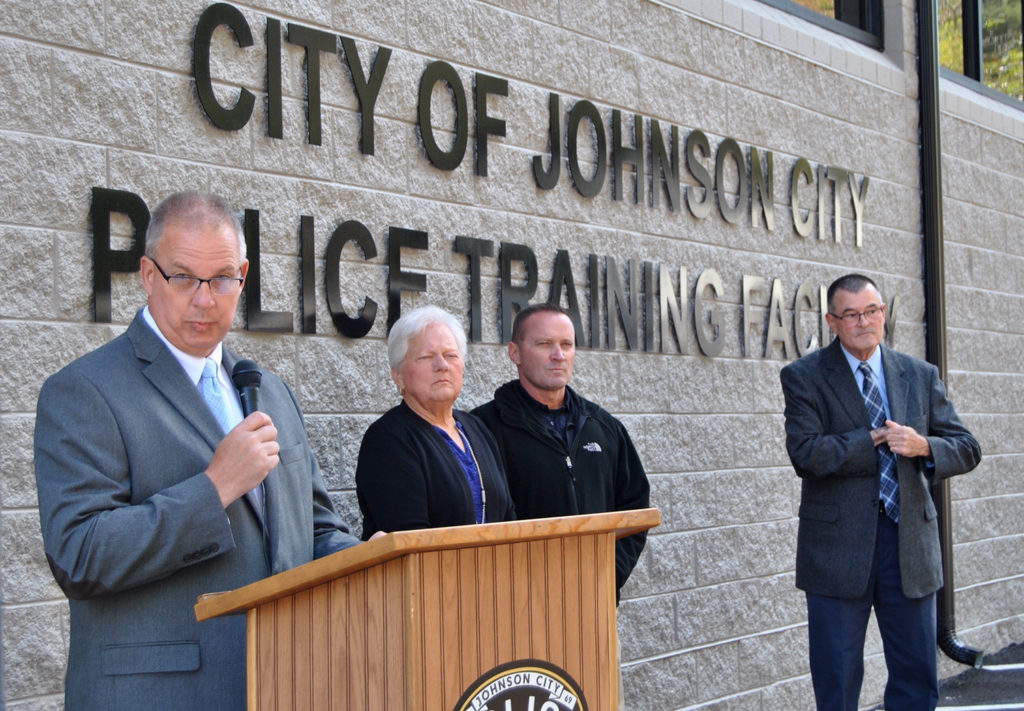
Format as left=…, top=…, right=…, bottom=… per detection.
left=859, top=362, right=899, bottom=522
left=199, top=359, right=233, bottom=433
left=199, top=358, right=265, bottom=512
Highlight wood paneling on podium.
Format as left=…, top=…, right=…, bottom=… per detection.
left=196, top=509, right=660, bottom=711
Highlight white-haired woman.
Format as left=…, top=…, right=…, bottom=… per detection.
left=355, top=306, right=515, bottom=539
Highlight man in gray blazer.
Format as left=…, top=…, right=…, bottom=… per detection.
left=34, top=192, right=361, bottom=711
left=780, top=273, right=980, bottom=711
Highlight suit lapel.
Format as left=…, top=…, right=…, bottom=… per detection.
left=821, top=339, right=872, bottom=427
left=130, top=315, right=269, bottom=531
left=128, top=314, right=225, bottom=451
left=880, top=346, right=909, bottom=424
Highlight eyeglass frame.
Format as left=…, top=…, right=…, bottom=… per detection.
left=148, top=257, right=245, bottom=295
left=828, top=304, right=885, bottom=324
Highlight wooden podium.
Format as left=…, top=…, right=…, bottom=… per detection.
left=195, top=508, right=659, bottom=711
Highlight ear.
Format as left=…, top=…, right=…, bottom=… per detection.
left=239, top=259, right=249, bottom=287
left=508, top=341, right=520, bottom=366
left=390, top=367, right=403, bottom=392
left=140, top=256, right=157, bottom=297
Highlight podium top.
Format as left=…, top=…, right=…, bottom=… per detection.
left=195, top=508, right=659, bottom=621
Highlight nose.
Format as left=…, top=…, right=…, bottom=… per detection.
left=191, top=280, right=216, bottom=307
left=433, top=354, right=449, bottom=370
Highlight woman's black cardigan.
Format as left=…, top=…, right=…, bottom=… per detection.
left=355, top=400, right=516, bottom=539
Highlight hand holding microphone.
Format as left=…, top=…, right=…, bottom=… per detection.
left=207, top=360, right=279, bottom=507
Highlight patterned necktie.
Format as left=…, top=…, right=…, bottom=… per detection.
left=859, top=362, right=899, bottom=522
left=199, top=359, right=264, bottom=512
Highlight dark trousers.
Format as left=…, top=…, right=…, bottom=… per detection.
left=806, top=512, right=938, bottom=711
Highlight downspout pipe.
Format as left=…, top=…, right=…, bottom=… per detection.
left=918, top=0, right=985, bottom=668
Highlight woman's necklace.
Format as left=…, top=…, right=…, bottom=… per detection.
left=456, top=423, right=487, bottom=524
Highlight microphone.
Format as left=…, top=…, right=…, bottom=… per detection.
left=231, top=360, right=262, bottom=416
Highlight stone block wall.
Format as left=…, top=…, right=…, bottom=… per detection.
left=1, top=0, right=1021, bottom=709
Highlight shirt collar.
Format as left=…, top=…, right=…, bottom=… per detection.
left=839, top=342, right=883, bottom=378
left=141, top=306, right=224, bottom=386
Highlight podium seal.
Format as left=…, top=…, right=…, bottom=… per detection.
left=453, top=659, right=589, bottom=711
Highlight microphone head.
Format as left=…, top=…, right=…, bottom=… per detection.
left=231, top=359, right=262, bottom=390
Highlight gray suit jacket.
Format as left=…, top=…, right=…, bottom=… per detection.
left=780, top=339, right=980, bottom=600
left=34, top=312, right=358, bottom=711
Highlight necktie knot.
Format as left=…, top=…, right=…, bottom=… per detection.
left=201, top=358, right=218, bottom=383
left=199, top=358, right=232, bottom=434
left=858, top=363, right=886, bottom=428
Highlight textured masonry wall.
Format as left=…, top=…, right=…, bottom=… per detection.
left=1, top=0, right=1022, bottom=709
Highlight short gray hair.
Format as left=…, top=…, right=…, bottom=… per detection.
left=387, top=306, right=467, bottom=370
left=145, top=191, right=246, bottom=261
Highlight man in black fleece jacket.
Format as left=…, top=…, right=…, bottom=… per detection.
left=472, top=303, right=650, bottom=597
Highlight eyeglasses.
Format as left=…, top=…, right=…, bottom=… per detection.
left=830, top=305, right=884, bottom=323
left=149, top=258, right=244, bottom=295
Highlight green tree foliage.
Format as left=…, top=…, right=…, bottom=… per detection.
left=792, top=0, right=837, bottom=14
left=940, top=0, right=1022, bottom=100
left=940, top=0, right=966, bottom=74
left=982, top=0, right=1023, bottom=100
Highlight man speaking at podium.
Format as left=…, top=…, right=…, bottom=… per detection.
left=34, top=192, right=360, bottom=711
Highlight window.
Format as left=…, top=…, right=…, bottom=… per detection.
left=940, top=0, right=1024, bottom=102
left=762, top=0, right=882, bottom=46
